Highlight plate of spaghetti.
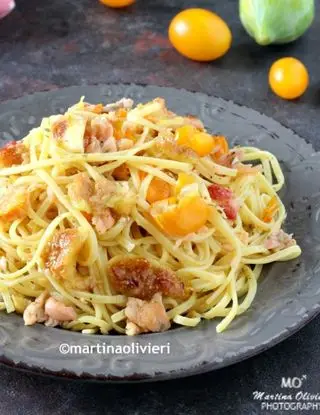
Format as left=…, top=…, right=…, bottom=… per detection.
left=0, top=84, right=319, bottom=381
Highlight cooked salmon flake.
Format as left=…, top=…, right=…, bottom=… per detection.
left=43, top=229, right=86, bottom=280
left=0, top=186, right=28, bottom=222
left=125, top=293, right=170, bottom=335
left=108, top=257, right=185, bottom=300
left=0, top=140, right=27, bottom=168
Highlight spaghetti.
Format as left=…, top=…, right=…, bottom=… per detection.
left=0, top=97, right=301, bottom=335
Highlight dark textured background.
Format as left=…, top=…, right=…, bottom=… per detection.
left=0, top=0, right=319, bottom=414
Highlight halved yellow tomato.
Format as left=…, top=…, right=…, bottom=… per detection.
left=156, top=195, right=209, bottom=236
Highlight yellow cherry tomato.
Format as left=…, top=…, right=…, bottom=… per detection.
left=175, top=173, right=196, bottom=195
left=113, top=163, right=130, bottom=180
left=269, top=57, right=309, bottom=100
left=176, top=126, right=215, bottom=157
left=146, top=177, right=171, bottom=204
left=168, top=8, right=232, bottom=62
left=156, top=195, right=209, bottom=237
left=176, top=125, right=197, bottom=146
left=139, top=171, right=172, bottom=204
left=100, top=0, right=135, bottom=8
left=189, top=132, right=215, bottom=157
left=211, top=135, right=229, bottom=160
left=262, top=196, right=279, bottom=223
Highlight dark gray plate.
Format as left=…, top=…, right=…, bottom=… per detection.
left=0, top=84, right=319, bottom=382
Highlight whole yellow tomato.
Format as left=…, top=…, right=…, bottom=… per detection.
left=269, top=57, right=309, bottom=100
left=168, top=8, right=232, bottom=62
left=100, top=0, right=135, bottom=8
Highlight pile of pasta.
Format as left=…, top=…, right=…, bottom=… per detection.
left=0, top=97, right=301, bottom=335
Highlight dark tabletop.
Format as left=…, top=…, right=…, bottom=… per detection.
left=0, top=0, right=319, bottom=414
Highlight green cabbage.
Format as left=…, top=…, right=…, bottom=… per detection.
left=240, top=0, right=314, bottom=45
